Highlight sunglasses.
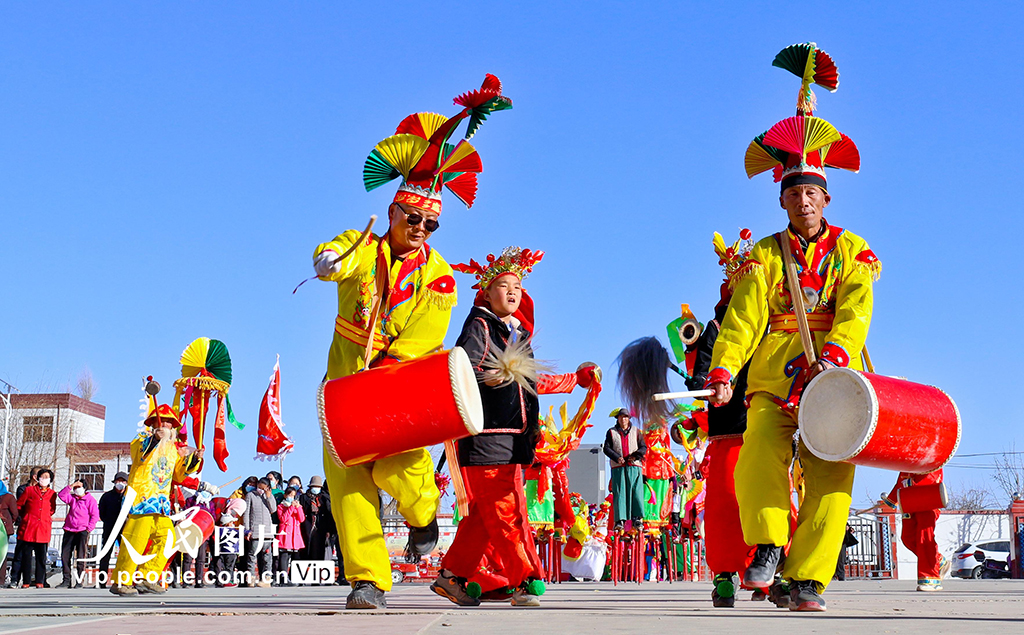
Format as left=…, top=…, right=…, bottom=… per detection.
left=395, top=205, right=440, bottom=233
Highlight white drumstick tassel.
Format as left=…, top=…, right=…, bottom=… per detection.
left=479, top=336, right=554, bottom=395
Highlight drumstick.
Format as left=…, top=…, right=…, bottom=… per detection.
left=653, top=389, right=714, bottom=402
left=217, top=475, right=242, bottom=491
left=292, top=215, right=378, bottom=294
left=861, top=345, right=876, bottom=373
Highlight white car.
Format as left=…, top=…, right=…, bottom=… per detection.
left=951, top=540, right=1011, bottom=579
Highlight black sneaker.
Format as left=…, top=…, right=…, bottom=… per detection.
left=406, top=519, right=439, bottom=560
left=346, top=581, right=387, bottom=610
left=430, top=569, right=480, bottom=607
left=789, top=579, right=826, bottom=612
left=743, top=545, right=782, bottom=590
left=768, top=579, right=790, bottom=608
left=55, top=580, right=72, bottom=589
left=711, top=573, right=737, bottom=608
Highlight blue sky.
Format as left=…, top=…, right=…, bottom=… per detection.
left=3, top=1, right=1022, bottom=506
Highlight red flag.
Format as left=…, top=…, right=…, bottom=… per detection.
left=256, top=356, right=294, bottom=460
left=214, top=394, right=229, bottom=472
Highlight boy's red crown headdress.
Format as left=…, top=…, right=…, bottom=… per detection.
left=713, top=228, right=754, bottom=291
left=744, top=43, right=860, bottom=193
left=362, top=74, right=512, bottom=215
left=453, top=246, right=544, bottom=333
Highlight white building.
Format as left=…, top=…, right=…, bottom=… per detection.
left=3, top=393, right=128, bottom=497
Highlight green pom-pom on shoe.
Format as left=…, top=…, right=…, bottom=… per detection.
left=715, top=579, right=735, bottom=598
left=526, top=579, right=546, bottom=596
left=466, top=581, right=482, bottom=598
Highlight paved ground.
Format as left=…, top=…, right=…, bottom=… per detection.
left=0, top=579, right=1021, bottom=634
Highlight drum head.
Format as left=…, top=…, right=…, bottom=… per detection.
left=798, top=367, right=877, bottom=462
left=449, top=347, right=484, bottom=435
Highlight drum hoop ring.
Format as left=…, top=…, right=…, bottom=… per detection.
left=799, top=367, right=879, bottom=462
left=317, top=380, right=348, bottom=468
left=449, top=347, right=484, bottom=436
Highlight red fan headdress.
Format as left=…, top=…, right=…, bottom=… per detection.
left=744, top=43, right=860, bottom=193
left=362, top=74, right=512, bottom=215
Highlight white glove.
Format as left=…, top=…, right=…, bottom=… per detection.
left=314, top=250, right=341, bottom=277
left=200, top=482, right=220, bottom=497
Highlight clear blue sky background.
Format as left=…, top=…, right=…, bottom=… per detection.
left=3, top=2, right=1022, bottom=506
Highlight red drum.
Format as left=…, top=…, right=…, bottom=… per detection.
left=899, top=482, right=948, bottom=513
left=798, top=368, right=960, bottom=473
left=318, top=347, right=484, bottom=467
left=174, top=508, right=215, bottom=553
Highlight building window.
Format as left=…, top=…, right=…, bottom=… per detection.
left=22, top=416, right=54, bottom=442
left=75, top=464, right=105, bottom=491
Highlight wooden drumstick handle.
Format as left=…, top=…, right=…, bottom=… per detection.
left=778, top=233, right=817, bottom=364
left=292, top=215, right=378, bottom=294
left=861, top=345, right=876, bottom=373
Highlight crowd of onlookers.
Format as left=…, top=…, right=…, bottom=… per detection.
left=1, top=468, right=341, bottom=589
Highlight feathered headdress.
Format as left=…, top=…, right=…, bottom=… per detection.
left=744, top=43, right=860, bottom=193
left=363, top=74, right=512, bottom=215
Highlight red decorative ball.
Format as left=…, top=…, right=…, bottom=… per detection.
left=486, top=254, right=495, bottom=262
left=740, top=228, right=752, bottom=240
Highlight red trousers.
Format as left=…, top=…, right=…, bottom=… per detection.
left=703, top=436, right=756, bottom=575
left=443, top=465, right=544, bottom=592
left=902, top=509, right=941, bottom=580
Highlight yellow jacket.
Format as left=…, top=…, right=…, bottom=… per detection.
left=709, top=223, right=879, bottom=403
left=126, top=432, right=201, bottom=515
left=314, top=229, right=457, bottom=380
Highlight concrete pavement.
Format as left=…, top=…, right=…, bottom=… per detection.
left=0, top=579, right=1021, bottom=634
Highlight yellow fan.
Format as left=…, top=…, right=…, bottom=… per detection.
left=803, top=116, right=841, bottom=155
left=744, top=140, right=782, bottom=178
left=180, top=337, right=211, bottom=378
left=435, top=140, right=479, bottom=174
left=374, top=134, right=430, bottom=178
left=403, top=112, right=449, bottom=139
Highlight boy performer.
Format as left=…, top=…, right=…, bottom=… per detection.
left=110, top=404, right=203, bottom=596
left=706, top=43, right=879, bottom=612
left=431, top=246, right=598, bottom=607
left=687, top=230, right=758, bottom=607
left=312, top=76, right=512, bottom=609
left=883, top=469, right=950, bottom=591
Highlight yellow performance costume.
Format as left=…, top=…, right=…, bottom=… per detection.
left=315, top=229, right=456, bottom=591
left=113, top=405, right=201, bottom=587
left=708, top=42, right=880, bottom=591
left=313, top=74, right=512, bottom=595
left=710, top=227, right=878, bottom=587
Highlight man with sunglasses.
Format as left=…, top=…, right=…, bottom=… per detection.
left=310, top=74, right=512, bottom=610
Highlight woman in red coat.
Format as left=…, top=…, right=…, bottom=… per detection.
left=17, top=468, right=57, bottom=587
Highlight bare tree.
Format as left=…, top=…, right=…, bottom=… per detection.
left=992, top=444, right=1024, bottom=503
left=946, top=483, right=998, bottom=511
left=75, top=368, right=97, bottom=403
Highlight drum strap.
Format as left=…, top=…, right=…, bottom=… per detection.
left=776, top=232, right=818, bottom=364
left=362, top=237, right=392, bottom=370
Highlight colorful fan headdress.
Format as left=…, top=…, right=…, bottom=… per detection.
left=172, top=337, right=244, bottom=472
left=453, top=246, right=544, bottom=333
left=744, top=43, right=860, bottom=193
left=363, top=74, right=512, bottom=215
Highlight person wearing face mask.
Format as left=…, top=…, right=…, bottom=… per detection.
left=276, top=486, right=306, bottom=585
left=97, top=472, right=129, bottom=587
left=287, top=476, right=303, bottom=495
left=8, top=467, right=40, bottom=588
left=243, top=478, right=278, bottom=587
left=181, top=483, right=219, bottom=588
left=231, top=476, right=259, bottom=500
left=109, top=404, right=203, bottom=596
left=56, top=480, right=99, bottom=588
left=299, top=476, right=332, bottom=561
left=16, top=468, right=57, bottom=588
left=212, top=497, right=246, bottom=588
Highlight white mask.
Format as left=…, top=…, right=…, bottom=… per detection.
left=114, top=482, right=126, bottom=491
left=74, top=487, right=86, bottom=497
left=38, top=478, right=51, bottom=487
left=197, top=491, right=213, bottom=503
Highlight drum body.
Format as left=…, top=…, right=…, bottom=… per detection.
left=899, top=482, right=948, bottom=514
left=318, top=347, right=484, bottom=467
left=175, top=508, right=215, bottom=553
left=798, top=368, right=960, bottom=473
